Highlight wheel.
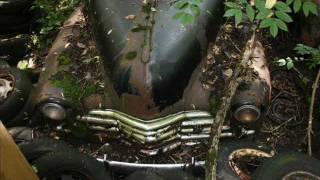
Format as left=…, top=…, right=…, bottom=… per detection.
left=125, top=170, right=196, bottom=180
left=0, top=14, right=34, bottom=34
left=125, top=171, right=164, bottom=180
left=0, top=34, right=30, bottom=58
left=8, top=126, right=33, bottom=143
left=19, top=138, right=72, bottom=162
left=0, top=0, right=34, bottom=14
left=0, top=67, right=32, bottom=123
left=217, top=140, right=273, bottom=180
left=32, top=151, right=111, bottom=180
left=252, top=152, right=320, bottom=180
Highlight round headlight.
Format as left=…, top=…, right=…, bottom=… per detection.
left=234, top=105, right=261, bottom=123
left=41, top=103, right=66, bottom=121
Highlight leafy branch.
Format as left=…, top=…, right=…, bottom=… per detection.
left=224, top=0, right=319, bottom=37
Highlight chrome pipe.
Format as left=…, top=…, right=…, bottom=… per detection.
left=88, top=109, right=212, bottom=131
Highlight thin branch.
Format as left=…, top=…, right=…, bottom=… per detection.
left=307, top=68, right=320, bottom=156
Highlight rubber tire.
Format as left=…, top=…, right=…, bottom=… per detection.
left=0, top=34, right=29, bottom=58
left=0, top=67, right=32, bottom=123
left=18, top=138, right=73, bottom=162
left=0, top=14, right=34, bottom=34
left=32, top=151, right=111, bottom=180
left=125, top=171, right=164, bottom=180
left=252, top=152, right=320, bottom=180
left=0, top=0, right=34, bottom=14
left=217, top=140, right=273, bottom=180
left=126, top=170, right=196, bottom=180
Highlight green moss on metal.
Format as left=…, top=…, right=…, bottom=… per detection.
left=57, top=53, right=71, bottom=66
left=126, top=51, right=138, bottom=60
left=51, top=71, right=97, bottom=106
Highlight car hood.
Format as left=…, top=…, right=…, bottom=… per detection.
left=88, top=0, right=222, bottom=119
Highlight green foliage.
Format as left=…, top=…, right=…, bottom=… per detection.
left=57, top=53, right=71, bottom=66
left=224, top=0, right=319, bottom=37
left=30, top=0, right=79, bottom=50
left=173, top=0, right=203, bottom=26
left=32, top=0, right=80, bottom=35
left=51, top=71, right=97, bottom=106
left=276, top=44, right=320, bottom=70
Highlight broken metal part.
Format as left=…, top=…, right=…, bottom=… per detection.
left=0, top=77, right=13, bottom=102
left=228, top=148, right=273, bottom=180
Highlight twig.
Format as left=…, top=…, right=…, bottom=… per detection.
left=307, top=68, right=320, bottom=156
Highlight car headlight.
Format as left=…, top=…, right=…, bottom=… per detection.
left=41, top=103, right=67, bottom=121
left=233, top=105, right=261, bottom=123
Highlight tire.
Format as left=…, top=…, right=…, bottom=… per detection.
left=0, top=14, right=34, bottom=34
left=126, top=171, right=164, bottom=180
left=252, top=152, right=320, bottom=180
left=0, top=0, right=34, bottom=14
left=0, top=67, right=32, bottom=123
left=126, top=170, right=195, bottom=180
left=217, top=140, right=273, bottom=180
left=0, top=34, right=30, bottom=58
left=32, top=151, right=111, bottom=180
left=19, top=138, right=73, bottom=162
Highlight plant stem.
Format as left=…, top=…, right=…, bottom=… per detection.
left=307, top=68, right=320, bottom=156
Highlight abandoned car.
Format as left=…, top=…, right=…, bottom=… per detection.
left=1, top=0, right=320, bottom=179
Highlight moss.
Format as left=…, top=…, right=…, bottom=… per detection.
left=126, top=51, right=138, bottom=60
left=51, top=71, right=97, bottom=107
left=57, top=53, right=71, bottom=66
left=209, top=96, right=221, bottom=117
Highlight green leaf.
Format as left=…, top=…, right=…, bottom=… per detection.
left=180, top=13, right=195, bottom=25
left=303, top=1, right=318, bottom=17
left=260, top=18, right=273, bottom=28
left=274, top=18, right=288, bottom=31
left=269, top=20, right=278, bottom=37
left=246, top=5, right=255, bottom=22
left=286, top=0, right=294, bottom=5
left=275, top=11, right=293, bottom=23
left=194, top=0, right=203, bottom=4
left=293, top=0, right=302, bottom=13
left=240, top=0, right=248, bottom=4
left=255, top=0, right=266, bottom=10
left=275, top=1, right=292, bottom=12
left=256, top=8, right=272, bottom=19
left=175, top=1, right=189, bottom=9
left=190, top=4, right=201, bottom=16
left=225, top=2, right=240, bottom=8
left=286, top=59, right=294, bottom=69
left=173, top=12, right=185, bottom=19
left=224, top=9, right=238, bottom=17
left=234, top=9, right=243, bottom=26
